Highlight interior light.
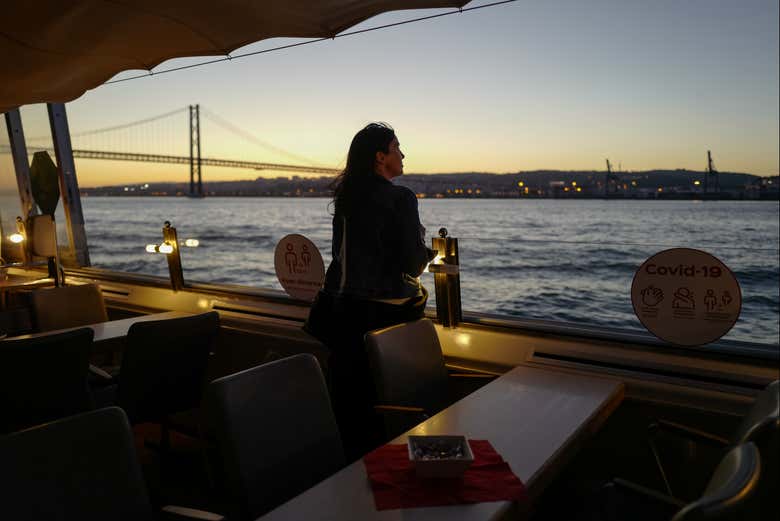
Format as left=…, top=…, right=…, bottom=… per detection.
left=9, top=233, right=25, bottom=243
left=184, top=238, right=200, bottom=247
left=158, top=243, right=174, bottom=254
left=694, top=180, right=701, bottom=186
left=145, top=244, right=158, bottom=253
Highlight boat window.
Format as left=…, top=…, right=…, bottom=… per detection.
left=82, top=197, right=334, bottom=292
left=0, top=128, right=21, bottom=261
left=2, top=105, right=72, bottom=265
left=418, top=199, right=780, bottom=349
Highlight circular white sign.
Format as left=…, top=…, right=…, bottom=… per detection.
left=274, top=234, right=325, bottom=302
left=631, top=248, right=741, bottom=346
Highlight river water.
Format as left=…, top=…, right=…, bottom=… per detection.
left=60, top=197, right=776, bottom=346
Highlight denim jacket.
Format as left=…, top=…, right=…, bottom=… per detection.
left=323, top=175, right=434, bottom=300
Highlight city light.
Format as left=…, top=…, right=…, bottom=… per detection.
left=184, top=238, right=200, bottom=247
left=694, top=180, right=701, bottom=186
left=9, top=233, right=25, bottom=243
left=158, top=243, right=174, bottom=254
left=518, top=181, right=524, bottom=187
left=145, top=244, right=157, bottom=253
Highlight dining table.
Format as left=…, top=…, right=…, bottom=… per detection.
left=258, top=364, right=624, bottom=521
left=0, top=273, right=55, bottom=310
left=4, top=310, right=194, bottom=354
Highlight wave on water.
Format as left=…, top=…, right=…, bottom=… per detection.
left=80, top=197, right=780, bottom=345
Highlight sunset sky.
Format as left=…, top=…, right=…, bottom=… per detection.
left=1, top=0, right=778, bottom=189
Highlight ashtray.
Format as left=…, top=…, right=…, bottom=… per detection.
left=407, top=435, right=474, bottom=478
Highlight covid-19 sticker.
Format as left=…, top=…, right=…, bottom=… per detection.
left=274, top=234, right=325, bottom=302
left=631, top=248, right=741, bottom=346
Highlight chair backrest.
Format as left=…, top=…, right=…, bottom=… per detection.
left=0, top=407, right=154, bottom=521
left=734, top=380, right=779, bottom=518
left=734, top=380, right=779, bottom=444
left=207, top=353, right=344, bottom=520
left=117, top=311, right=219, bottom=424
left=671, top=442, right=761, bottom=521
left=364, top=318, right=450, bottom=412
left=28, top=213, right=57, bottom=258
left=31, top=283, right=109, bottom=332
left=0, top=327, right=94, bottom=434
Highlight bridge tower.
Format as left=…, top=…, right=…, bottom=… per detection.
left=189, top=104, right=203, bottom=197
left=704, top=150, right=719, bottom=195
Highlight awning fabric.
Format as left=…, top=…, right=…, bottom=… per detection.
left=0, top=1, right=469, bottom=114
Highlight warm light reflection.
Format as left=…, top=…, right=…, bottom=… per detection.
left=454, top=333, right=472, bottom=349
left=9, top=233, right=25, bottom=243
left=424, top=252, right=446, bottom=273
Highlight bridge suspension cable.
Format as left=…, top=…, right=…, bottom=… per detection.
left=200, top=108, right=324, bottom=167
left=25, top=107, right=187, bottom=142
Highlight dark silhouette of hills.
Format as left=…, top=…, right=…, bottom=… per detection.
left=80, top=170, right=779, bottom=200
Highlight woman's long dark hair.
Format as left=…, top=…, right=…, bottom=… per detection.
left=331, top=122, right=395, bottom=216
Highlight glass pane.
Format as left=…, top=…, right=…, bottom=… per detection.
left=16, top=105, right=71, bottom=252
left=418, top=199, right=780, bottom=347
left=0, top=117, right=23, bottom=263
left=82, top=197, right=333, bottom=292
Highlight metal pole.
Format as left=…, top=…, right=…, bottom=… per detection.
left=4, top=109, right=37, bottom=219
left=431, top=228, right=462, bottom=327
left=47, top=103, right=90, bottom=267
left=162, top=221, right=185, bottom=291
left=189, top=105, right=195, bottom=195
left=196, top=104, right=202, bottom=197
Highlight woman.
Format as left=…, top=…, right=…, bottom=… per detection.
left=305, top=122, right=435, bottom=460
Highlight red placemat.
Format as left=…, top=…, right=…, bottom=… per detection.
left=363, top=439, right=527, bottom=510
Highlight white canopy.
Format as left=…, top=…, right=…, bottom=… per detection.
left=0, top=1, right=469, bottom=113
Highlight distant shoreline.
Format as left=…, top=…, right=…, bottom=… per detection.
left=77, top=170, right=779, bottom=200
left=78, top=193, right=779, bottom=201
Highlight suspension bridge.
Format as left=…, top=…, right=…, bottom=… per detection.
left=1, top=105, right=340, bottom=197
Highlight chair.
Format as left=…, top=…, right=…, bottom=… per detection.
left=207, top=353, right=344, bottom=520
left=0, top=327, right=94, bottom=434
left=364, top=318, right=494, bottom=436
left=31, top=282, right=108, bottom=332
left=604, top=442, right=762, bottom=521
left=110, top=311, right=220, bottom=450
left=648, top=380, right=778, bottom=505
left=0, top=406, right=223, bottom=521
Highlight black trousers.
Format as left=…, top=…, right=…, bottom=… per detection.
left=304, top=289, right=427, bottom=462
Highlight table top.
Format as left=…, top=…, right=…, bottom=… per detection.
left=5, top=311, right=193, bottom=345
left=259, top=365, right=624, bottom=521
left=0, top=274, right=54, bottom=290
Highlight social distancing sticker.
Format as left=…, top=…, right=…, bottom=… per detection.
left=274, top=234, right=324, bottom=302
left=631, top=248, right=741, bottom=346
